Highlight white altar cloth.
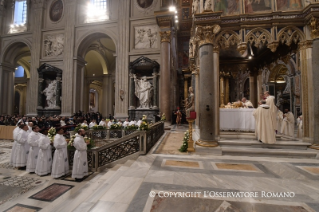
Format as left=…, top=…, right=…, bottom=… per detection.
left=220, top=108, right=256, bottom=131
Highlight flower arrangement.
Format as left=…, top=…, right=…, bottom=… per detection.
left=92, top=125, right=106, bottom=130
left=139, top=121, right=149, bottom=131
left=161, top=113, right=166, bottom=121
left=68, top=135, right=94, bottom=149
left=74, top=124, right=88, bottom=132
left=110, top=123, right=122, bottom=129
left=47, top=127, right=56, bottom=143
left=125, top=124, right=138, bottom=131
left=179, top=130, right=189, bottom=152
left=67, top=135, right=76, bottom=148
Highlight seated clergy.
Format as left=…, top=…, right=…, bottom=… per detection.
left=99, top=119, right=107, bottom=127
left=281, top=109, right=295, bottom=137
left=12, top=124, right=30, bottom=168
left=89, top=119, right=97, bottom=128
left=81, top=120, right=88, bottom=127
left=51, top=128, right=69, bottom=178
left=242, top=97, right=254, bottom=108
left=123, top=118, right=130, bottom=127
left=107, top=119, right=114, bottom=128
left=136, top=118, right=142, bottom=127
left=129, top=120, right=136, bottom=126
left=35, top=135, right=52, bottom=176
left=253, top=100, right=276, bottom=144
left=10, top=123, right=22, bottom=165
left=72, top=129, right=88, bottom=180
left=276, top=106, right=283, bottom=134
left=26, top=126, right=42, bottom=173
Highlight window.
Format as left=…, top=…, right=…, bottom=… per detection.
left=15, top=66, right=25, bottom=78
left=87, top=0, right=109, bottom=23
left=13, top=0, right=27, bottom=25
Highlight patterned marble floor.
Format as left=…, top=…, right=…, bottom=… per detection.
left=0, top=131, right=319, bottom=212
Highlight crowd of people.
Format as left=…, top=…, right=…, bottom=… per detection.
left=10, top=123, right=90, bottom=180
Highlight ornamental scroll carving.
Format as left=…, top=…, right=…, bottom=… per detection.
left=310, top=17, right=319, bottom=39
left=195, top=25, right=221, bottom=47
left=44, top=34, right=64, bottom=57
left=159, top=31, right=171, bottom=43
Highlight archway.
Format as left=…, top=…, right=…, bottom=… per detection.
left=0, top=41, right=31, bottom=115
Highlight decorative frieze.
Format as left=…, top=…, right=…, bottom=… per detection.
left=43, top=34, right=64, bottom=57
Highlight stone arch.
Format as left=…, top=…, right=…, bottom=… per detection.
left=215, top=30, right=240, bottom=49
left=277, top=26, right=305, bottom=46
left=245, top=28, right=273, bottom=47
left=1, top=39, right=32, bottom=63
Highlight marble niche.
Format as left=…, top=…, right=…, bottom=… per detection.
left=128, top=56, right=160, bottom=123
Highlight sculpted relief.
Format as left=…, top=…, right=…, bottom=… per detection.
left=44, top=34, right=64, bottom=57
left=135, top=25, right=158, bottom=49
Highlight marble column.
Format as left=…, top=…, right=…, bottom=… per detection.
left=159, top=30, right=171, bottom=121
left=256, top=70, right=263, bottom=103
left=311, top=39, right=319, bottom=144
left=152, top=70, right=158, bottom=109
left=72, top=59, right=85, bottom=112
left=129, top=73, right=135, bottom=109
left=225, top=76, right=230, bottom=104
left=249, top=73, right=256, bottom=106
left=219, top=74, right=225, bottom=107
left=197, top=27, right=220, bottom=145
left=0, top=66, right=3, bottom=113
left=37, top=78, right=44, bottom=109
left=83, top=79, right=90, bottom=113
left=184, top=76, right=188, bottom=100
left=7, top=70, right=15, bottom=115
left=193, top=70, right=200, bottom=128
left=102, top=74, right=112, bottom=116
left=56, top=75, right=62, bottom=109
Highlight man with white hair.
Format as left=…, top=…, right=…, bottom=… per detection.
left=241, top=97, right=254, bottom=108
left=123, top=118, right=130, bottom=127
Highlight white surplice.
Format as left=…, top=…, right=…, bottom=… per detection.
left=281, top=112, right=295, bottom=137
left=243, top=100, right=254, bottom=108
left=129, top=121, right=136, bottom=126
left=99, top=121, right=107, bottom=127
left=265, top=95, right=277, bottom=130
left=12, top=130, right=29, bottom=167
left=276, top=110, right=283, bottom=133
left=35, top=136, right=52, bottom=176
left=89, top=122, right=96, bottom=128
left=26, top=131, right=42, bottom=172
left=51, top=134, right=69, bottom=178
left=297, top=120, right=303, bottom=138
left=123, top=121, right=129, bottom=127
left=71, top=134, right=88, bottom=179
left=137, top=120, right=142, bottom=127
left=253, top=104, right=276, bottom=144
left=10, top=127, right=21, bottom=165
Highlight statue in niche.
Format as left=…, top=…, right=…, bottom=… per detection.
left=276, top=90, right=282, bottom=107
left=186, top=87, right=195, bottom=118
left=42, top=80, right=57, bottom=109
left=204, top=0, right=212, bottom=11
left=192, top=0, right=199, bottom=16
left=134, top=75, right=154, bottom=109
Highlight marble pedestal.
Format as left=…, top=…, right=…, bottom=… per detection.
left=37, top=109, right=61, bottom=117
left=128, top=109, right=159, bottom=123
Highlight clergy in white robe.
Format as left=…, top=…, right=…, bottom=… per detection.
left=51, top=128, right=69, bottom=178
left=242, top=97, right=254, bottom=108
left=253, top=101, right=276, bottom=144
left=99, top=119, right=107, bottom=127
left=26, top=126, right=42, bottom=173
left=123, top=118, right=130, bottom=127
left=107, top=120, right=114, bottom=128
left=264, top=91, right=277, bottom=130
left=136, top=119, right=142, bottom=127
left=12, top=124, right=30, bottom=167
left=129, top=120, right=136, bottom=126
left=81, top=121, right=88, bottom=127
left=89, top=120, right=97, bottom=128
left=276, top=107, right=283, bottom=133
left=10, top=125, right=22, bottom=165
left=35, top=135, right=52, bottom=176
left=297, top=116, right=303, bottom=138
left=72, top=130, right=88, bottom=179
left=281, top=109, right=295, bottom=137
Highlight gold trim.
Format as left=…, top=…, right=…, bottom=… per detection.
left=195, top=140, right=219, bottom=147
left=310, top=17, right=319, bottom=39
left=195, top=25, right=221, bottom=48
left=187, top=119, right=195, bottom=152
left=159, top=31, right=171, bottom=43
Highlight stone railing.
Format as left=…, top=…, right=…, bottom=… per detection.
left=66, top=122, right=164, bottom=172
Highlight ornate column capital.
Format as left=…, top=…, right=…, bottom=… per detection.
left=237, top=42, right=247, bottom=55
left=310, top=17, right=319, bottom=39
left=195, top=25, right=221, bottom=48
left=298, top=40, right=313, bottom=50
left=159, top=31, right=171, bottom=43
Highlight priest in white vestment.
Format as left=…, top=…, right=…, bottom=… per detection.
left=81, top=120, right=88, bottom=127
left=107, top=120, right=114, bottom=128
left=99, top=119, right=107, bottom=127
left=123, top=118, right=130, bottom=127
left=26, top=126, right=42, bottom=173
left=129, top=120, right=137, bottom=126
left=89, top=119, right=97, bottom=128
left=72, top=129, right=88, bottom=180
left=35, top=135, right=52, bottom=176
left=253, top=100, right=276, bottom=144
left=51, top=128, right=69, bottom=178
left=12, top=124, right=30, bottom=167
left=276, top=107, right=283, bottom=134
left=11, top=124, right=22, bottom=165
left=264, top=91, right=277, bottom=131
left=242, top=97, right=254, bottom=108
left=281, top=109, right=295, bottom=137
left=297, top=115, right=303, bottom=138
left=136, top=119, right=142, bottom=127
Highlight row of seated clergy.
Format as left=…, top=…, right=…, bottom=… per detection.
left=224, top=97, right=254, bottom=108
left=11, top=125, right=88, bottom=180
left=276, top=108, right=296, bottom=138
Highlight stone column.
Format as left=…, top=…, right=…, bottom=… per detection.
left=196, top=25, right=220, bottom=146
left=37, top=78, right=44, bottom=109
left=152, top=70, right=158, bottom=109
left=2, top=71, right=8, bottom=113
left=184, top=76, right=188, bottom=100
left=225, top=75, right=230, bottom=104
left=26, top=1, right=44, bottom=116
left=83, top=79, right=90, bottom=113
left=192, top=69, right=200, bottom=128
left=129, top=73, right=135, bottom=109
left=102, top=74, right=112, bottom=116
left=56, top=75, right=62, bottom=108
left=249, top=73, right=256, bottom=106
left=256, top=70, right=263, bottom=103
left=311, top=38, right=319, bottom=144
left=7, top=70, right=15, bottom=115
left=159, top=30, right=171, bottom=121
left=0, top=66, right=4, bottom=113
left=219, top=73, right=225, bottom=107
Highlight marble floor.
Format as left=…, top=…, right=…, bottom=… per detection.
left=0, top=127, right=319, bottom=212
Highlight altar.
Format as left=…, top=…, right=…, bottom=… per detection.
left=220, top=108, right=256, bottom=131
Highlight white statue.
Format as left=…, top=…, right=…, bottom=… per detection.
left=204, top=0, right=212, bottom=11
left=134, top=75, right=153, bottom=109
left=276, top=90, right=282, bottom=107
left=42, top=80, right=57, bottom=109
left=192, top=0, right=199, bottom=16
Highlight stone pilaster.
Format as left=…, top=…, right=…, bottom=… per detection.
left=249, top=73, right=256, bottom=106
left=257, top=70, right=263, bottom=102
left=102, top=74, right=113, bottom=117
left=195, top=25, right=221, bottom=146
left=37, top=78, right=44, bottom=109
left=6, top=70, right=15, bottom=115
left=311, top=38, right=319, bottom=144
left=219, top=73, right=225, bottom=107
left=225, top=74, right=230, bottom=104
left=159, top=30, right=171, bottom=121
left=152, top=69, right=158, bottom=109
left=26, top=0, right=45, bottom=116
left=0, top=66, right=3, bottom=113
left=129, top=73, right=135, bottom=110
left=72, top=59, right=85, bottom=112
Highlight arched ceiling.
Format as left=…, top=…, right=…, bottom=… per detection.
left=269, top=64, right=288, bottom=82
left=85, top=50, right=105, bottom=77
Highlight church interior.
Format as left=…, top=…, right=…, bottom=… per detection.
left=0, top=0, right=319, bottom=211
